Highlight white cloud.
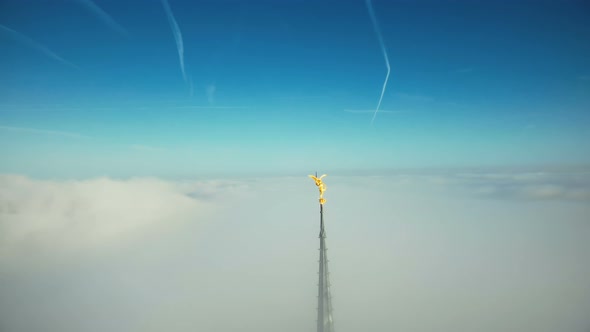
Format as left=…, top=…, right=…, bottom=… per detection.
left=448, top=169, right=590, bottom=201
left=0, top=170, right=589, bottom=332
left=0, top=175, right=222, bottom=261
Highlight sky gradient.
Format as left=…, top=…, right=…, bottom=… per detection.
left=1, top=0, right=590, bottom=177
left=1, top=2, right=590, bottom=331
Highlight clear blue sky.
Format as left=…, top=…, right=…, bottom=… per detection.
left=1, top=0, right=589, bottom=178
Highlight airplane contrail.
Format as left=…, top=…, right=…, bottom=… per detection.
left=188, top=74, right=194, bottom=96
left=344, top=109, right=401, bottom=114
left=173, top=106, right=249, bottom=109
left=0, top=125, right=90, bottom=139
left=161, top=0, right=187, bottom=83
left=365, top=0, right=391, bottom=125
left=76, top=0, right=128, bottom=35
left=0, top=24, right=79, bottom=69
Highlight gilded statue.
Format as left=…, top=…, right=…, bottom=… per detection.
left=308, top=174, right=327, bottom=205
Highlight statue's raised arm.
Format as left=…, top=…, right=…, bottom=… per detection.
left=308, top=174, right=327, bottom=205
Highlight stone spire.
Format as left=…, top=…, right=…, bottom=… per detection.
left=309, top=173, right=334, bottom=332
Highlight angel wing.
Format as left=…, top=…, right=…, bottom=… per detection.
left=308, top=174, right=327, bottom=181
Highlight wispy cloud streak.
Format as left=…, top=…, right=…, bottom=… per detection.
left=0, top=125, right=90, bottom=139
left=344, top=109, right=402, bottom=114
left=170, top=106, right=249, bottom=109
left=75, top=0, right=128, bottom=35
left=188, top=74, right=194, bottom=96
left=365, top=0, right=391, bottom=125
left=161, top=0, right=188, bottom=85
left=206, top=85, right=216, bottom=105
left=129, top=144, right=165, bottom=152
left=0, top=24, right=78, bottom=69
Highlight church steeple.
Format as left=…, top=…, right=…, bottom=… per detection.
left=309, top=173, right=335, bottom=332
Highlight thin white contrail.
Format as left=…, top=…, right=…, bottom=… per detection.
left=76, top=0, right=128, bottom=35
left=129, top=144, right=164, bottom=151
left=188, top=74, right=194, bottom=96
left=344, top=109, right=401, bottom=114
left=0, top=24, right=79, bottom=69
left=172, top=106, right=249, bottom=109
left=365, top=0, right=391, bottom=125
left=161, top=0, right=187, bottom=83
left=0, top=125, right=90, bottom=139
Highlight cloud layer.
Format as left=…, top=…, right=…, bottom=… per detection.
left=0, top=176, right=217, bottom=260
left=1, top=170, right=589, bottom=332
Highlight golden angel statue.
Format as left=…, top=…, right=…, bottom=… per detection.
left=309, top=174, right=327, bottom=204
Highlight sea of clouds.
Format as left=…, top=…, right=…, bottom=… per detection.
left=1, top=169, right=589, bottom=332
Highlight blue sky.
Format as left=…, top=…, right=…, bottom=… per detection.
left=1, top=0, right=589, bottom=178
